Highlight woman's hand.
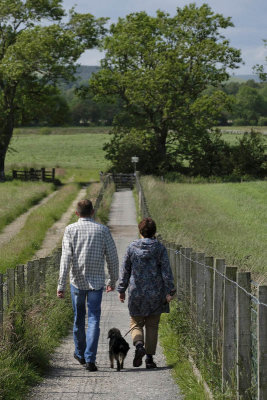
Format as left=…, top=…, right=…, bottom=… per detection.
left=118, top=292, right=125, bottom=303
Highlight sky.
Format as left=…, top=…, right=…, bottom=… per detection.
left=62, top=0, right=267, bottom=75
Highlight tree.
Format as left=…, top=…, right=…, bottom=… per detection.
left=90, top=3, right=241, bottom=173
left=232, top=85, right=266, bottom=125
left=0, top=0, right=107, bottom=179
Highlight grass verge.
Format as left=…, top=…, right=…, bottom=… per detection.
left=0, top=181, right=54, bottom=233
left=95, top=182, right=116, bottom=225
left=159, top=302, right=208, bottom=400
left=0, top=266, right=73, bottom=400
left=0, top=183, right=79, bottom=273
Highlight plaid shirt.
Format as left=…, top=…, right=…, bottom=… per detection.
left=58, top=218, right=119, bottom=291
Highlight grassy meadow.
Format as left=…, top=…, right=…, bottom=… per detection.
left=141, top=176, right=267, bottom=283
left=6, top=127, right=111, bottom=173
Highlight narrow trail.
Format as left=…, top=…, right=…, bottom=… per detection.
left=0, top=190, right=57, bottom=247
left=34, top=187, right=87, bottom=259
left=27, top=189, right=183, bottom=400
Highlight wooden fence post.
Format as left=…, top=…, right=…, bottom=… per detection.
left=212, top=259, right=226, bottom=360
left=27, top=261, right=34, bottom=295
left=52, top=168, right=55, bottom=181
left=204, top=256, right=214, bottom=349
left=180, top=248, right=186, bottom=301
left=190, top=252, right=197, bottom=311
left=222, top=266, right=237, bottom=391
left=174, top=244, right=181, bottom=299
left=237, top=272, right=252, bottom=400
left=195, top=253, right=205, bottom=326
left=184, top=248, right=192, bottom=300
left=16, top=264, right=25, bottom=291
left=0, top=274, right=3, bottom=336
left=169, top=242, right=176, bottom=278
left=39, top=258, right=46, bottom=287
left=33, top=259, right=40, bottom=293
left=7, top=268, right=15, bottom=306
left=257, top=285, right=267, bottom=400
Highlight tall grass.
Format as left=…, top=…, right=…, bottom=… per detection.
left=95, top=182, right=116, bottom=225
left=0, top=266, right=73, bottom=400
left=0, top=181, right=54, bottom=233
left=0, top=183, right=79, bottom=273
left=159, top=303, right=208, bottom=400
left=142, top=176, right=267, bottom=283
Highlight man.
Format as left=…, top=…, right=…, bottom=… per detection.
left=57, top=199, right=119, bottom=372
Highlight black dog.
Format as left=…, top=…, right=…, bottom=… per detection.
left=107, top=328, right=130, bottom=371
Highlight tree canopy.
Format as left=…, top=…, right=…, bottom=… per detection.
left=0, top=0, right=107, bottom=179
left=90, top=3, right=242, bottom=173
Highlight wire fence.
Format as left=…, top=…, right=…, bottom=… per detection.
left=135, top=173, right=267, bottom=400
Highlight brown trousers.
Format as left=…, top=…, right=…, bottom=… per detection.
left=130, top=314, right=161, bottom=355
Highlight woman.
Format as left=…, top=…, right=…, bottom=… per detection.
left=117, top=217, right=175, bottom=369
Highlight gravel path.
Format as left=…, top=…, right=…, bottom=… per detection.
left=27, top=189, right=183, bottom=400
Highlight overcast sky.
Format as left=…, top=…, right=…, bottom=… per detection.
left=62, top=0, right=267, bottom=75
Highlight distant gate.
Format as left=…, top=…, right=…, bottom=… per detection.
left=112, top=173, right=135, bottom=190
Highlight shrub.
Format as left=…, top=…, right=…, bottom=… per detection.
left=258, top=116, right=267, bottom=126
left=231, top=130, right=266, bottom=176
left=39, top=127, right=52, bottom=135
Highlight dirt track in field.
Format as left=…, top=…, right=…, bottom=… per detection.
left=0, top=190, right=57, bottom=248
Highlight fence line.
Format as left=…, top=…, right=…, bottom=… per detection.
left=12, top=167, right=56, bottom=182
left=0, top=174, right=113, bottom=338
left=136, top=173, right=267, bottom=400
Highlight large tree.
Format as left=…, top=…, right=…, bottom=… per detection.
left=90, top=3, right=241, bottom=173
left=0, top=0, right=106, bottom=179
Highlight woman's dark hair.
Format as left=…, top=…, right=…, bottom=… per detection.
left=138, top=217, right=156, bottom=238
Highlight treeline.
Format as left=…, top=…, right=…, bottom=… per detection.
left=214, top=79, right=267, bottom=126
left=17, top=75, right=267, bottom=128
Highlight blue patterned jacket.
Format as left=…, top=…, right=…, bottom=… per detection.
left=117, top=238, right=175, bottom=316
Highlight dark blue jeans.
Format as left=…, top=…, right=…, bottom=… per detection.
left=70, top=284, right=103, bottom=363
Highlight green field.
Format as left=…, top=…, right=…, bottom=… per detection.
left=142, top=176, right=267, bottom=283
left=6, top=130, right=110, bottom=171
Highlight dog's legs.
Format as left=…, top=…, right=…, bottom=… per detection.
left=120, top=354, right=125, bottom=370
left=116, top=358, right=121, bottom=372
left=109, top=352, right=114, bottom=369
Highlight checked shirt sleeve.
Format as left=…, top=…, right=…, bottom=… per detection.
left=57, top=229, right=73, bottom=292
left=104, top=227, right=119, bottom=287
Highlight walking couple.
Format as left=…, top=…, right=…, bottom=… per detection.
left=57, top=199, right=175, bottom=371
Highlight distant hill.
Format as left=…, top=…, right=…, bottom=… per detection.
left=62, top=67, right=262, bottom=90
left=74, top=68, right=262, bottom=83
left=229, top=74, right=261, bottom=83
left=75, top=65, right=100, bottom=82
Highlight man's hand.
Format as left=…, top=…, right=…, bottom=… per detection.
left=57, top=290, right=64, bottom=298
left=106, top=285, right=114, bottom=293
left=166, top=294, right=175, bottom=303
left=118, top=292, right=125, bottom=303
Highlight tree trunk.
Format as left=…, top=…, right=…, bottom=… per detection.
left=0, top=110, right=14, bottom=181
left=155, top=128, right=168, bottom=167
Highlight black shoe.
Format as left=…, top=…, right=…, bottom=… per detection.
left=145, top=359, right=157, bottom=369
left=74, top=352, right=85, bottom=365
left=133, top=345, right=146, bottom=367
left=86, top=362, right=98, bottom=371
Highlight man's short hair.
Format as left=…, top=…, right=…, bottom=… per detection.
left=138, top=217, right=156, bottom=238
left=76, top=199, right=93, bottom=217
